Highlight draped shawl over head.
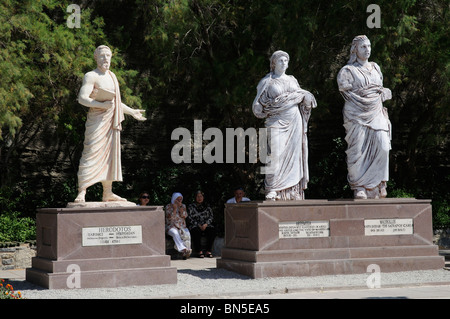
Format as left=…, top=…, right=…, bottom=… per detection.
left=337, top=59, right=391, bottom=190
left=171, top=192, right=183, bottom=204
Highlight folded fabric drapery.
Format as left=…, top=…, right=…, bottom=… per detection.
left=77, top=71, right=124, bottom=190
left=253, top=72, right=316, bottom=200
left=338, top=62, right=391, bottom=191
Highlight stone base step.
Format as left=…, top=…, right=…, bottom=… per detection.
left=26, top=265, right=177, bottom=289
left=221, top=245, right=441, bottom=262
left=217, top=255, right=445, bottom=279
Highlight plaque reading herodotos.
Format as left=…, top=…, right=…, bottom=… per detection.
left=82, top=225, right=143, bottom=246
left=364, top=218, right=413, bottom=236
left=279, top=221, right=330, bottom=238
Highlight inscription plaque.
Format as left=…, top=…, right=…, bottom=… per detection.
left=364, top=218, right=413, bottom=236
left=279, top=221, right=329, bottom=238
left=82, top=225, right=142, bottom=246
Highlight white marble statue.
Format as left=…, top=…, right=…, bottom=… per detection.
left=253, top=50, right=317, bottom=200
left=337, top=35, right=392, bottom=199
left=74, top=45, right=146, bottom=203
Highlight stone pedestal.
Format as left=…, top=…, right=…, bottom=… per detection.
left=26, top=205, right=177, bottom=289
left=217, top=199, right=445, bottom=278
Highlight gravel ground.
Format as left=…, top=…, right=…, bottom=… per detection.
left=8, top=267, right=450, bottom=299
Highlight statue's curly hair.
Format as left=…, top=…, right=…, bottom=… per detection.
left=94, top=45, right=112, bottom=60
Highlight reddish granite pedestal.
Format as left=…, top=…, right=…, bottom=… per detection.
left=217, top=199, right=444, bottom=278
left=26, top=205, right=177, bottom=289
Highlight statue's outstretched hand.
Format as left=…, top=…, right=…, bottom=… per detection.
left=132, top=109, right=147, bottom=121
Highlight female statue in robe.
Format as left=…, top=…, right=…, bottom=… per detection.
left=253, top=50, right=317, bottom=200
left=337, top=35, right=392, bottom=199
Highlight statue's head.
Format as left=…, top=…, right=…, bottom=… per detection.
left=270, top=50, right=290, bottom=73
left=348, top=35, right=371, bottom=64
left=94, top=45, right=112, bottom=71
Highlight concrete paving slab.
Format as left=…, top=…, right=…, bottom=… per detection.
left=0, top=269, right=25, bottom=280
left=236, top=284, right=450, bottom=299
left=2, top=255, right=450, bottom=299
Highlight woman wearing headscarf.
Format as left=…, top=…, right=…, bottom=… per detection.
left=165, top=192, right=191, bottom=258
left=187, top=191, right=216, bottom=258
left=337, top=35, right=392, bottom=199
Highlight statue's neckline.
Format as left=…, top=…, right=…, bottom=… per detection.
left=356, top=61, right=374, bottom=73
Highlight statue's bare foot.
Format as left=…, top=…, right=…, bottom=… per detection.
left=103, top=192, right=127, bottom=202
left=265, top=191, right=277, bottom=201
left=354, top=188, right=367, bottom=199
left=74, top=190, right=86, bottom=202
left=366, top=187, right=379, bottom=199
left=289, top=190, right=303, bottom=200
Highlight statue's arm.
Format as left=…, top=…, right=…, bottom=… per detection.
left=252, top=76, right=270, bottom=119
left=302, top=91, right=316, bottom=108
left=373, top=63, right=392, bottom=102
left=291, top=76, right=316, bottom=109
left=122, top=102, right=146, bottom=121
left=78, top=72, right=112, bottom=109
left=337, top=68, right=354, bottom=92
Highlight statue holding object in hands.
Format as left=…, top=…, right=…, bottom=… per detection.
left=74, top=45, right=146, bottom=203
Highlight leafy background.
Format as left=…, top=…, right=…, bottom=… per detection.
left=0, top=0, right=448, bottom=241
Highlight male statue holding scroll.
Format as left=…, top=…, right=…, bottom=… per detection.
left=74, top=45, right=146, bottom=203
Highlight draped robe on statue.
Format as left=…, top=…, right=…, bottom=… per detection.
left=77, top=71, right=125, bottom=190
left=253, top=74, right=316, bottom=200
left=337, top=62, right=391, bottom=191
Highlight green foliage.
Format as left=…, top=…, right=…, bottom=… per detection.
left=0, top=211, right=35, bottom=242
left=0, top=0, right=448, bottom=234
left=0, top=0, right=142, bottom=188
left=0, top=0, right=101, bottom=138
left=372, top=1, right=450, bottom=190
left=433, top=201, right=450, bottom=228
left=0, top=280, right=23, bottom=299
left=387, top=188, right=415, bottom=199
left=308, top=137, right=352, bottom=199
left=0, top=183, right=36, bottom=242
